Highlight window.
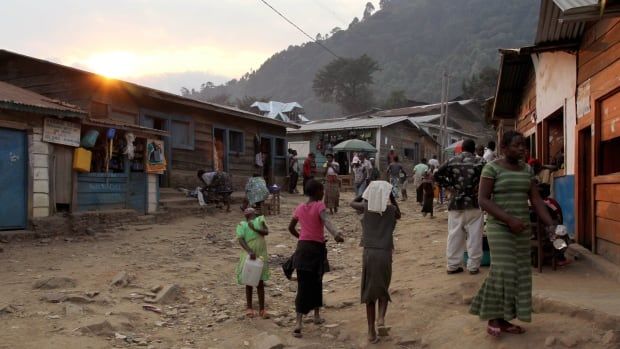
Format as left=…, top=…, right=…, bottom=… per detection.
left=229, top=130, right=244, bottom=153
left=543, top=109, right=564, bottom=168
left=91, top=101, right=108, bottom=118
left=275, top=138, right=286, bottom=157
left=171, top=120, right=194, bottom=150
left=404, top=143, right=420, bottom=163
left=599, top=92, right=620, bottom=175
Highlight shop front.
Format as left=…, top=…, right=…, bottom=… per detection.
left=75, top=119, right=167, bottom=214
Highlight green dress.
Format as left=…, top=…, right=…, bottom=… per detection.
left=236, top=216, right=270, bottom=284
left=469, top=161, right=533, bottom=322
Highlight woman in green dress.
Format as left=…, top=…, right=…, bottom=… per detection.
left=470, top=131, right=554, bottom=337
left=236, top=208, right=270, bottom=319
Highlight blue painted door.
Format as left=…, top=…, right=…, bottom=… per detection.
left=127, top=172, right=147, bottom=214
left=0, top=128, right=27, bottom=229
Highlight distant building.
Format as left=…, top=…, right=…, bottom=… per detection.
left=251, top=101, right=309, bottom=124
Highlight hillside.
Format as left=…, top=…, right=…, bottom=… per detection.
left=183, top=0, right=539, bottom=118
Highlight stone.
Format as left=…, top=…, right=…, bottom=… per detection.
left=64, top=303, right=83, bottom=317
left=0, top=304, right=16, bottom=315
left=559, top=335, right=578, bottom=348
left=337, top=333, right=351, bottom=342
left=64, top=295, right=93, bottom=304
left=110, top=271, right=129, bottom=287
left=602, top=330, right=620, bottom=345
left=150, top=285, right=163, bottom=293
left=33, top=277, right=77, bottom=290
left=545, top=336, right=556, bottom=347
left=149, top=284, right=181, bottom=304
left=85, top=228, right=96, bottom=236
left=397, top=339, right=418, bottom=347
left=215, top=314, right=229, bottom=323
left=253, top=332, right=284, bottom=349
left=79, top=320, right=116, bottom=337
left=41, top=293, right=67, bottom=303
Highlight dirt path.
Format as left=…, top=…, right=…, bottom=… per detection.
left=0, top=193, right=614, bottom=348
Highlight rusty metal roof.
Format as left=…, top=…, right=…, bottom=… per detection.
left=0, top=80, right=86, bottom=118
left=492, top=49, right=534, bottom=120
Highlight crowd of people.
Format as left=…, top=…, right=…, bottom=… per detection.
left=230, top=131, right=562, bottom=344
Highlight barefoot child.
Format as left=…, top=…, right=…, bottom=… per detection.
left=236, top=208, right=270, bottom=318
left=288, top=179, right=344, bottom=338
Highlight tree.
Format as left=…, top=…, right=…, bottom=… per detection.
left=383, top=89, right=409, bottom=109
left=461, top=66, right=499, bottom=100
left=207, top=93, right=232, bottom=106
left=348, top=17, right=360, bottom=29
left=313, top=54, right=380, bottom=114
left=330, top=27, right=342, bottom=35
left=180, top=87, right=191, bottom=97
left=235, top=96, right=270, bottom=112
left=379, top=0, right=390, bottom=9
left=363, top=2, right=376, bottom=19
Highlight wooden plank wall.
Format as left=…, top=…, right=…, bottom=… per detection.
left=380, top=123, right=439, bottom=174
left=516, top=70, right=537, bottom=135
left=577, top=17, right=620, bottom=265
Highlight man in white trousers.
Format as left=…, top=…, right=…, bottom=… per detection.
left=434, top=139, right=486, bottom=275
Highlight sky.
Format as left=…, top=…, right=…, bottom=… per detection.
left=2, top=0, right=364, bottom=93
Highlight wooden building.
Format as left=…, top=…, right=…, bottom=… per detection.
left=287, top=115, right=438, bottom=174
left=491, top=0, right=620, bottom=266
left=0, top=50, right=295, bottom=201
left=0, top=81, right=87, bottom=229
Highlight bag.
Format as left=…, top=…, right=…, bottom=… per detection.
left=282, top=254, right=295, bottom=280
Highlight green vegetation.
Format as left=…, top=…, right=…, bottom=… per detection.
left=182, top=0, right=538, bottom=118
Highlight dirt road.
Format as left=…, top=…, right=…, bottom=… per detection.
left=0, top=193, right=613, bottom=348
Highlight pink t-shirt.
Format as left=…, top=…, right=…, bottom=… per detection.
left=293, top=201, right=326, bottom=242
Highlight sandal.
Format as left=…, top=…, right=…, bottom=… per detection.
left=292, top=328, right=302, bottom=338
left=313, top=317, right=325, bottom=325
left=259, top=309, right=270, bottom=319
left=368, top=336, right=380, bottom=344
left=501, top=324, right=526, bottom=334
left=487, top=323, right=501, bottom=337
left=245, top=308, right=256, bottom=318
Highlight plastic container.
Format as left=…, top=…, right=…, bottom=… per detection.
left=80, top=129, right=99, bottom=148
left=72, top=147, right=92, bottom=173
left=106, top=128, right=116, bottom=139
left=241, top=256, right=264, bottom=287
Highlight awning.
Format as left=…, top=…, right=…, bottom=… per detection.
left=82, top=118, right=169, bottom=137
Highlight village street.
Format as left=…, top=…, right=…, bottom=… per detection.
left=1, top=192, right=618, bottom=349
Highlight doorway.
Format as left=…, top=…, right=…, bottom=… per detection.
left=578, top=126, right=593, bottom=250
left=261, top=137, right=273, bottom=184
left=213, top=128, right=227, bottom=172
left=0, top=128, right=27, bottom=230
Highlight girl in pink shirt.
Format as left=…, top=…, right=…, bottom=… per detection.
left=288, top=179, right=344, bottom=338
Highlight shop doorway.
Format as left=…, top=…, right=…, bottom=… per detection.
left=578, top=126, right=593, bottom=250
left=213, top=128, right=227, bottom=172
left=261, top=137, right=273, bottom=184
left=0, top=128, right=27, bottom=230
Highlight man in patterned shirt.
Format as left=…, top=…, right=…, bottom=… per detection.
left=434, top=139, right=486, bottom=275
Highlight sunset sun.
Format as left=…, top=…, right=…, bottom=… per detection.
left=84, top=51, right=139, bottom=79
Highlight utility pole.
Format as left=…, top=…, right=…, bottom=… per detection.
left=439, top=72, right=450, bottom=163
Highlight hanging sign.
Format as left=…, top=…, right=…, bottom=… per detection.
left=42, top=118, right=81, bottom=147
left=577, top=80, right=591, bottom=118
left=145, top=138, right=167, bottom=174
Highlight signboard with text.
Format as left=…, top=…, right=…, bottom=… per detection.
left=42, top=118, right=81, bottom=147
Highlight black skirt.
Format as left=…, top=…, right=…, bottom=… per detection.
left=293, top=240, right=329, bottom=314
left=421, top=182, right=434, bottom=214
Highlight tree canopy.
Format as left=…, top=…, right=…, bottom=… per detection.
left=313, top=54, right=380, bottom=114
left=461, top=66, right=499, bottom=100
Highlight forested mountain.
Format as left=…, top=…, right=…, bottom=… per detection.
left=183, top=0, right=539, bottom=119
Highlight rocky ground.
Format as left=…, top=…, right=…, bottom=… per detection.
left=0, top=192, right=619, bottom=349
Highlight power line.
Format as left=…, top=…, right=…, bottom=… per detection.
left=258, top=0, right=341, bottom=59
left=312, top=0, right=348, bottom=26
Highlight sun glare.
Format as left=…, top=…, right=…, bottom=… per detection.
left=84, top=51, right=139, bottom=79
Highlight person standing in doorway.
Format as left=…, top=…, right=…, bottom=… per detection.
left=434, top=139, right=485, bottom=274
left=288, top=150, right=300, bottom=194
left=302, top=153, right=316, bottom=195
left=483, top=141, right=497, bottom=162
left=413, top=158, right=430, bottom=205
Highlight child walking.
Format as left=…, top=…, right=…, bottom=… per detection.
left=236, top=207, right=270, bottom=319
left=288, top=179, right=344, bottom=338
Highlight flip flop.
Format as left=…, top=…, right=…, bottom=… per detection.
left=487, top=324, right=501, bottom=337
left=501, top=324, right=526, bottom=334
left=377, top=325, right=391, bottom=337
left=259, top=309, right=270, bottom=319
left=245, top=309, right=256, bottom=318
left=368, top=336, right=380, bottom=344
left=292, top=328, right=302, bottom=338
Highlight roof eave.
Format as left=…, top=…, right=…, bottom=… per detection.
left=0, top=101, right=86, bottom=118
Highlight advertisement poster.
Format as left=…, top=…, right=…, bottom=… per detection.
left=145, top=138, right=166, bottom=173
left=42, top=118, right=81, bottom=147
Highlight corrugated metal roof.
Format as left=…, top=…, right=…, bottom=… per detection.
left=287, top=116, right=410, bottom=133
left=553, top=0, right=597, bottom=12
left=0, top=49, right=298, bottom=129
left=535, top=0, right=587, bottom=44
left=492, top=49, right=534, bottom=119
left=408, top=114, right=442, bottom=123
left=0, top=81, right=86, bottom=117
